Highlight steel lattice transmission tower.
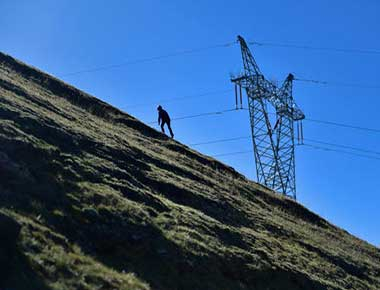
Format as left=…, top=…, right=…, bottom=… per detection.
left=231, top=35, right=305, bottom=200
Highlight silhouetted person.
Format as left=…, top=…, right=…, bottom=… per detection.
left=157, top=105, right=174, bottom=138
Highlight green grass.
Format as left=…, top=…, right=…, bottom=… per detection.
left=1, top=51, right=380, bottom=290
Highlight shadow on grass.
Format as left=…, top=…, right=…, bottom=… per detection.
left=2, top=250, right=51, bottom=290
left=47, top=201, right=327, bottom=290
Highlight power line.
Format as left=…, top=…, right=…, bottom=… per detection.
left=123, top=89, right=232, bottom=109
left=210, top=144, right=380, bottom=161
left=305, top=118, right=380, bottom=134
left=303, top=144, right=380, bottom=161
left=139, top=104, right=380, bottom=161
left=295, top=78, right=380, bottom=89
left=211, top=150, right=253, bottom=158
left=241, top=108, right=380, bottom=133
left=189, top=136, right=250, bottom=146
left=121, top=75, right=379, bottom=113
left=146, top=108, right=239, bottom=125
left=304, top=138, right=380, bottom=156
left=59, top=38, right=380, bottom=78
left=187, top=134, right=380, bottom=157
left=248, top=41, right=380, bottom=90
left=239, top=107, right=380, bottom=133
left=249, top=41, right=380, bottom=55
left=173, top=108, right=237, bottom=121
left=60, top=41, right=236, bottom=77
left=143, top=106, right=380, bottom=135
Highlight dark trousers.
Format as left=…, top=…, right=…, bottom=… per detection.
left=161, top=120, right=174, bottom=138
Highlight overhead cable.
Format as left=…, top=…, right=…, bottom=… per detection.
left=123, top=89, right=232, bottom=109
left=295, top=78, right=380, bottom=89
left=303, top=144, right=380, bottom=161
left=60, top=41, right=236, bottom=77
left=305, top=118, right=380, bottom=133
left=211, top=144, right=380, bottom=161
left=249, top=41, right=380, bottom=55
left=147, top=108, right=239, bottom=125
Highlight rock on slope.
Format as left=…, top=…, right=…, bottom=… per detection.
left=0, top=51, right=379, bottom=290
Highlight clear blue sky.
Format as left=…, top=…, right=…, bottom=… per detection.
left=1, top=0, right=379, bottom=246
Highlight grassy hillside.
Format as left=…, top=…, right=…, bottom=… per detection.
left=0, top=51, right=379, bottom=290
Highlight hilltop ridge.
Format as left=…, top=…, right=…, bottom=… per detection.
left=0, top=51, right=379, bottom=290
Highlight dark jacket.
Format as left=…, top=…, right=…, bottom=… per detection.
left=158, top=109, right=170, bottom=124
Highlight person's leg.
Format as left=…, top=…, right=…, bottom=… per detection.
left=167, top=121, right=174, bottom=138
left=161, top=123, right=165, bottom=133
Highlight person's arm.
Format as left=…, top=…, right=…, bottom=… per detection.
left=158, top=113, right=161, bottom=125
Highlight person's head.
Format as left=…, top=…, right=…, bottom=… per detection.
left=157, top=105, right=162, bottom=111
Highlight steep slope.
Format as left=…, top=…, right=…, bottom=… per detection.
left=0, top=51, right=379, bottom=290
